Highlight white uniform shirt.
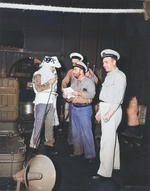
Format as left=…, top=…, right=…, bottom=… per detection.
left=33, top=70, right=58, bottom=106
left=99, top=68, right=126, bottom=111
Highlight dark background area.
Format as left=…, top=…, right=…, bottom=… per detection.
left=0, top=0, right=150, bottom=116
left=0, top=1, right=150, bottom=190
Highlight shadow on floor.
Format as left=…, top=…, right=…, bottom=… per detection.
left=0, top=124, right=150, bottom=191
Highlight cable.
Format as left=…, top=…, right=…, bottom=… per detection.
left=0, top=3, right=145, bottom=14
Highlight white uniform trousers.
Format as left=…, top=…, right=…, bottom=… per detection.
left=97, top=102, right=122, bottom=177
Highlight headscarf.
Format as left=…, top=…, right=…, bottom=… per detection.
left=34, top=56, right=61, bottom=85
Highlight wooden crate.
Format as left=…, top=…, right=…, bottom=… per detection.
left=0, top=78, right=19, bottom=122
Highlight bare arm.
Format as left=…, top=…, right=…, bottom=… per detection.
left=86, top=68, right=98, bottom=84
left=33, top=74, right=56, bottom=92
left=62, top=69, right=73, bottom=89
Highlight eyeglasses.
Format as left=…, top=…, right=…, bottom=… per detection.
left=44, top=57, right=56, bottom=64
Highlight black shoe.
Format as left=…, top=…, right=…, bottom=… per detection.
left=92, top=175, right=111, bottom=181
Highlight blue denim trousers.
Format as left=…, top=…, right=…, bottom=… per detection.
left=69, top=103, right=96, bottom=159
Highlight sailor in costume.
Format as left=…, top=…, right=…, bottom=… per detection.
left=30, top=56, right=61, bottom=149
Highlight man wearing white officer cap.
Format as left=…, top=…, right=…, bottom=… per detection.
left=63, top=61, right=96, bottom=161
left=101, top=49, right=120, bottom=61
left=62, top=52, right=97, bottom=146
left=93, top=49, right=126, bottom=180
left=70, top=52, right=84, bottom=61
left=62, top=52, right=83, bottom=89
left=29, top=56, right=61, bottom=154
left=62, top=52, right=98, bottom=93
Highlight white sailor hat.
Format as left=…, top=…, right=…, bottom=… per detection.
left=101, top=49, right=120, bottom=60
left=73, top=61, right=87, bottom=73
left=40, top=56, right=61, bottom=68
left=70, top=52, right=83, bottom=61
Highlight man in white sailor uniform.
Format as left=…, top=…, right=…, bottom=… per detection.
left=29, top=56, right=61, bottom=153
left=93, top=49, right=127, bottom=180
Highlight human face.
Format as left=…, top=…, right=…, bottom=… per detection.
left=50, top=66, right=55, bottom=73
left=72, top=67, right=81, bottom=79
left=103, top=57, right=116, bottom=72
left=72, top=58, right=80, bottom=66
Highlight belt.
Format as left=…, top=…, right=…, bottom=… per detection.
left=73, top=103, right=91, bottom=107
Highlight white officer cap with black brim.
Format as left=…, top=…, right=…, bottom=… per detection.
left=40, top=56, right=61, bottom=68
left=70, top=52, right=83, bottom=61
left=73, top=61, right=87, bottom=73
left=101, top=49, right=120, bottom=61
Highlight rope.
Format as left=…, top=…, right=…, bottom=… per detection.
left=0, top=3, right=145, bottom=14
